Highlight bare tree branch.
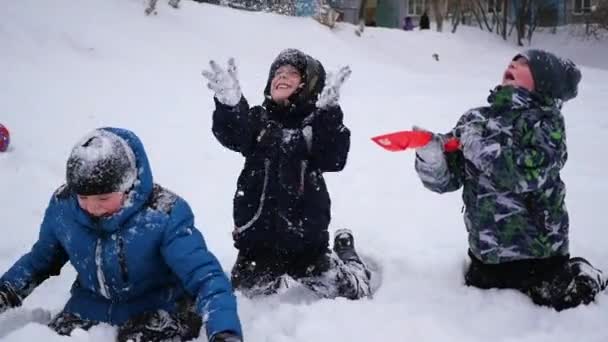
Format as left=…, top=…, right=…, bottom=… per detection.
left=502, top=0, right=508, bottom=40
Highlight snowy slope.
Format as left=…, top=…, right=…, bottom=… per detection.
left=2, top=0, right=608, bottom=341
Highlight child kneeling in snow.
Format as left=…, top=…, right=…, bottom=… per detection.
left=202, top=49, right=371, bottom=299
left=414, top=49, right=606, bottom=310
left=0, top=128, right=242, bottom=342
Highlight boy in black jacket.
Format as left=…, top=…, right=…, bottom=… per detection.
left=203, top=49, right=370, bottom=299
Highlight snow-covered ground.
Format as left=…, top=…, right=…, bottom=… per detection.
left=1, top=0, right=608, bottom=341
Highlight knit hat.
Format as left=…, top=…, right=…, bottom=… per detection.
left=66, top=129, right=137, bottom=195
left=514, top=49, right=581, bottom=101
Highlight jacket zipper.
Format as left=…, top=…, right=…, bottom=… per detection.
left=95, top=238, right=111, bottom=299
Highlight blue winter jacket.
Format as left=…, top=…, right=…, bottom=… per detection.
left=0, top=128, right=242, bottom=339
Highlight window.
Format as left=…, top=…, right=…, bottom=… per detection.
left=488, top=0, right=502, bottom=13
left=407, top=0, right=426, bottom=16
left=573, top=0, right=592, bottom=14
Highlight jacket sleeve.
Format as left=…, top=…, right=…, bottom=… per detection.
left=462, top=111, right=567, bottom=193
left=211, top=96, right=259, bottom=157
left=161, top=199, right=242, bottom=340
left=0, top=193, right=69, bottom=310
left=306, top=105, right=351, bottom=172
left=415, top=145, right=465, bottom=194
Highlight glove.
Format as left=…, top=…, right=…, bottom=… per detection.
left=212, top=331, right=242, bottom=342
left=413, top=126, right=445, bottom=166
left=316, top=65, right=351, bottom=109
left=202, top=58, right=243, bottom=107
left=0, top=283, right=22, bottom=314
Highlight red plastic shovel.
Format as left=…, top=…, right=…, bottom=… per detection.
left=371, top=130, right=460, bottom=153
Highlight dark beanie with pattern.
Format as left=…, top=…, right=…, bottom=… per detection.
left=514, top=49, right=581, bottom=102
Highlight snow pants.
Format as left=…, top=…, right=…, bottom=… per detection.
left=231, top=248, right=371, bottom=299
left=48, top=302, right=202, bottom=341
left=465, top=250, right=606, bottom=311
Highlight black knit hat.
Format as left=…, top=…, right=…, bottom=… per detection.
left=264, top=48, right=326, bottom=106
left=66, top=129, right=137, bottom=196
left=514, top=49, right=581, bottom=101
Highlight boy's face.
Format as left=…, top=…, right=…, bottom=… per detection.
left=270, top=65, right=303, bottom=103
left=502, top=57, right=535, bottom=92
left=77, top=192, right=125, bottom=217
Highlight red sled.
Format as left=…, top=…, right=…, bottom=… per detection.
left=371, top=130, right=460, bottom=152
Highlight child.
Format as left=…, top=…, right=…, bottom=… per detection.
left=145, top=0, right=180, bottom=15
left=0, top=128, right=242, bottom=342
left=202, top=49, right=371, bottom=299
left=419, top=11, right=430, bottom=30
left=414, top=49, right=605, bottom=311
left=403, top=16, right=415, bottom=31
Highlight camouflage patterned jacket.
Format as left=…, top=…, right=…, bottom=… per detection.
left=416, top=86, right=569, bottom=264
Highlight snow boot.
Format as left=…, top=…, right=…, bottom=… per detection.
left=333, top=228, right=362, bottom=264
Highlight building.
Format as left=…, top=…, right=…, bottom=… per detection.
left=332, top=0, right=432, bottom=28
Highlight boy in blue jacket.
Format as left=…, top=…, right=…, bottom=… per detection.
left=0, top=128, right=242, bottom=342
left=203, top=49, right=371, bottom=299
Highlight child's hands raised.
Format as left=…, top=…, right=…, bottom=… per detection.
left=316, top=65, right=351, bottom=109
left=202, top=58, right=242, bottom=107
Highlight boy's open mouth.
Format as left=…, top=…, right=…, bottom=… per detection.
left=504, top=71, right=515, bottom=81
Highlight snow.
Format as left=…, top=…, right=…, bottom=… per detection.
left=1, top=0, right=608, bottom=341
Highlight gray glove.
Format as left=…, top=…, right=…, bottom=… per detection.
left=414, top=126, right=445, bottom=167
left=413, top=126, right=451, bottom=187
left=316, top=65, right=351, bottom=109
left=202, top=58, right=243, bottom=107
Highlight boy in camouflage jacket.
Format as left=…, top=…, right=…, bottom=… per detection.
left=415, top=49, right=605, bottom=310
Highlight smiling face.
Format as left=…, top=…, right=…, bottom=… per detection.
left=77, top=192, right=125, bottom=217
left=502, top=56, right=535, bottom=92
left=270, top=65, right=303, bottom=104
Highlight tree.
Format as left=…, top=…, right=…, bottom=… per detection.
left=430, top=0, right=448, bottom=32
left=501, top=0, right=508, bottom=40
left=513, top=0, right=556, bottom=46
left=587, top=0, right=608, bottom=38
left=450, top=0, right=463, bottom=33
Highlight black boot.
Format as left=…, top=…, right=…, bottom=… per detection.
left=332, top=229, right=372, bottom=299
left=527, top=256, right=606, bottom=311
left=333, top=229, right=363, bottom=264
left=565, top=257, right=606, bottom=303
